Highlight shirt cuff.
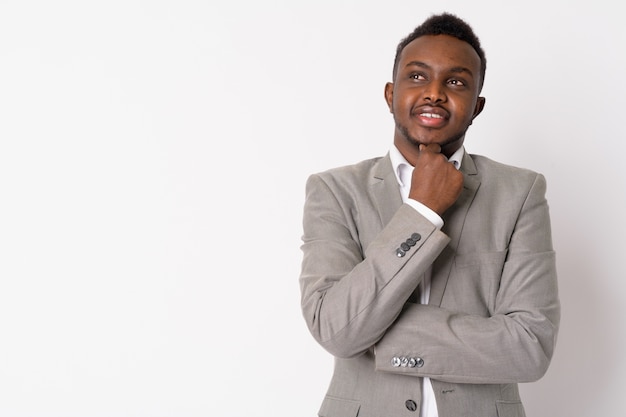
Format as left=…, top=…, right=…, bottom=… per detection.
left=406, top=199, right=444, bottom=230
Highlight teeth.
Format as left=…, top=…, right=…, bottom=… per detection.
left=420, top=113, right=442, bottom=119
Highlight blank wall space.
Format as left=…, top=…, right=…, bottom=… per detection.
left=0, top=1, right=624, bottom=416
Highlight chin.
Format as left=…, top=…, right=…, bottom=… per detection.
left=397, top=124, right=465, bottom=152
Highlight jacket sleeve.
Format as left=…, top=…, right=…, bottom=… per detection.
left=374, top=173, right=560, bottom=384
left=299, top=173, right=450, bottom=358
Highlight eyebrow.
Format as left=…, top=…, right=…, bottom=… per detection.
left=404, top=61, right=475, bottom=77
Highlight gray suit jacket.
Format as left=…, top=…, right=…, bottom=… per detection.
left=299, top=151, right=560, bottom=417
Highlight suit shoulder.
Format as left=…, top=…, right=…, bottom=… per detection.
left=470, top=154, right=544, bottom=183
left=307, top=156, right=385, bottom=187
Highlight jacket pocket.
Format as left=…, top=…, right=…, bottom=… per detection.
left=445, top=250, right=508, bottom=315
left=496, top=400, right=526, bottom=417
left=318, top=396, right=360, bottom=417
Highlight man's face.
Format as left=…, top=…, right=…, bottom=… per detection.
left=385, top=35, right=485, bottom=159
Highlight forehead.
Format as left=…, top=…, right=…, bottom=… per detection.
left=399, top=34, right=481, bottom=74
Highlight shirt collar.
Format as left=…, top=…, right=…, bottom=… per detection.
left=389, top=144, right=465, bottom=188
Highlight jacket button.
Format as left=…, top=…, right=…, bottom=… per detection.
left=411, top=233, right=421, bottom=241
left=405, top=399, right=418, bottom=412
left=391, top=356, right=402, bottom=367
left=395, top=248, right=405, bottom=257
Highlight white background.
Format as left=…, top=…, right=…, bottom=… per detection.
left=1, top=1, right=625, bottom=416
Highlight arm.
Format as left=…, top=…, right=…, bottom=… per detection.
left=299, top=173, right=450, bottom=358
left=374, top=173, right=560, bottom=383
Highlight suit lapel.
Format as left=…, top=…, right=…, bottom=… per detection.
left=367, top=152, right=481, bottom=307
left=429, top=152, right=481, bottom=306
left=370, top=154, right=403, bottom=228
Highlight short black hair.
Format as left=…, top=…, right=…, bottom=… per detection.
left=392, top=13, right=487, bottom=90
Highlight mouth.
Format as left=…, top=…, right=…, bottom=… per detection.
left=413, top=106, right=448, bottom=128
left=419, top=112, right=443, bottom=119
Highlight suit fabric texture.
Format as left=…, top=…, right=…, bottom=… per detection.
left=299, top=151, right=560, bottom=417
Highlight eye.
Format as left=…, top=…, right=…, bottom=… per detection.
left=448, top=79, right=466, bottom=87
left=409, top=72, right=426, bottom=81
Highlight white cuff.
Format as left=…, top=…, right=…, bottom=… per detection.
left=406, top=199, right=444, bottom=230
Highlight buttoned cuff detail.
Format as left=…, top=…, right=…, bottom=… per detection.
left=395, top=232, right=422, bottom=258
left=391, top=355, right=424, bottom=368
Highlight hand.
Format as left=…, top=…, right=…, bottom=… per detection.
left=408, top=144, right=464, bottom=215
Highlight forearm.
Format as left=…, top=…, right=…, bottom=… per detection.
left=375, top=285, right=559, bottom=384
left=299, top=174, right=450, bottom=358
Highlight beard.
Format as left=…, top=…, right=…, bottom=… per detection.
left=396, top=120, right=467, bottom=156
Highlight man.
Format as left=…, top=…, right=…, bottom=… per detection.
left=299, top=13, right=560, bottom=417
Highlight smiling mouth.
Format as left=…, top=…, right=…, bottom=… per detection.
left=419, top=112, right=443, bottom=119
left=415, top=111, right=447, bottom=128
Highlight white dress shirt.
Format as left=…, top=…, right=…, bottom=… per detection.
left=388, top=144, right=464, bottom=417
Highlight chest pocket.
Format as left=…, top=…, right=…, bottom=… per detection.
left=496, top=400, right=526, bottom=417
left=318, top=396, right=360, bottom=417
left=440, top=250, right=507, bottom=316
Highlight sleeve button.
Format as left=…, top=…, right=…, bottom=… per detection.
left=405, top=400, right=418, bottom=412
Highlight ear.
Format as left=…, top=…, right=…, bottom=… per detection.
left=384, top=82, right=394, bottom=113
left=472, top=96, right=486, bottom=119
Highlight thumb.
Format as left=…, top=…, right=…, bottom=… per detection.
left=419, top=143, right=442, bottom=153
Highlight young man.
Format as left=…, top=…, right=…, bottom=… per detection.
left=299, top=13, right=560, bottom=417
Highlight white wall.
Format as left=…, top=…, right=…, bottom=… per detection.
left=1, top=1, right=624, bottom=416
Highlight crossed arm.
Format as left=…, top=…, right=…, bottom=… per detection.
left=299, top=170, right=560, bottom=384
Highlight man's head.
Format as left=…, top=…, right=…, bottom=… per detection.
left=392, top=13, right=487, bottom=91
left=385, top=13, right=487, bottom=159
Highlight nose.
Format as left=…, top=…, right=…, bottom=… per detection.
left=423, top=82, right=446, bottom=103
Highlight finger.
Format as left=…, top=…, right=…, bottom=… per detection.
left=419, top=143, right=442, bottom=153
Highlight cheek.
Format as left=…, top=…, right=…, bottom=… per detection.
left=393, top=94, right=413, bottom=114
left=451, top=102, right=475, bottom=123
